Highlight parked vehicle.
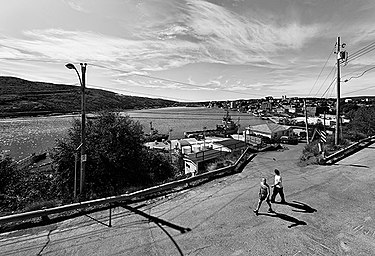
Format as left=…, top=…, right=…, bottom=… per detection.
left=279, top=136, right=298, bottom=145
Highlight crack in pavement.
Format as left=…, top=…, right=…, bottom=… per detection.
left=37, top=227, right=56, bottom=256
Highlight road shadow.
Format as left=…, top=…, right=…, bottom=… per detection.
left=274, top=200, right=317, bottom=213
left=120, top=204, right=191, bottom=234
left=120, top=204, right=190, bottom=256
left=257, top=212, right=307, bottom=228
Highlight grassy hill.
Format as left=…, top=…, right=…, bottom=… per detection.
left=0, top=76, right=180, bottom=117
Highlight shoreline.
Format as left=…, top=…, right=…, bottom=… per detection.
left=0, top=107, right=264, bottom=160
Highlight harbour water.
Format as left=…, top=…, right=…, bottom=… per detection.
left=0, top=107, right=267, bottom=160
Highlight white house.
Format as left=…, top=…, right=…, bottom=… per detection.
left=183, top=148, right=224, bottom=176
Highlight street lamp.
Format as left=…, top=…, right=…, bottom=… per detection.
left=66, top=63, right=87, bottom=195
left=203, top=126, right=206, bottom=161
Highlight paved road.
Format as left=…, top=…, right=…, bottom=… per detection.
left=1, top=143, right=375, bottom=255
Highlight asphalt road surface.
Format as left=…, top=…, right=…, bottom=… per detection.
left=1, top=143, right=375, bottom=255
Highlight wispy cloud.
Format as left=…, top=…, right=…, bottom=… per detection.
left=1, top=0, right=375, bottom=100
left=62, top=0, right=89, bottom=13
left=0, top=0, right=325, bottom=74
left=138, top=0, right=322, bottom=66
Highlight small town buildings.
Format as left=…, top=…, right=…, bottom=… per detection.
left=293, top=116, right=349, bottom=127
left=213, top=138, right=247, bottom=153
left=283, top=105, right=296, bottom=114
left=183, top=149, right=224, bottom=176
left=178, top=137, right=247, bottom=176
left=144, top=140, right=170, bottom=151
left=248, top=123, right=293, bottom=140
left=261, top=102, right=272, bottom=112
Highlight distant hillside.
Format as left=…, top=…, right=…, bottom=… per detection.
left=0, top=76, right=181, bottom=117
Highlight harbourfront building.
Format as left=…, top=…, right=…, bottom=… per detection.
left=176, top=137, right=247, bottom=176
left=247, top=123, right=293, bottom=141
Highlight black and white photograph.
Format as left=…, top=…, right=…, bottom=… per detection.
left=1, top=0, right=375, bottom=255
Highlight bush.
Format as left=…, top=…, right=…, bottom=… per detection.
left=0, top=157, right=16, bottom=195
left=300, top=140, right=321, bottom=165
left=0, top=156, right=56, bottom=212
left=346, top=106, right=375, bottom=137
left=51, top=111, right=177, bottom=200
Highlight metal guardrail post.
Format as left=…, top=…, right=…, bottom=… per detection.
left=108, top=204, right=112, bottom=228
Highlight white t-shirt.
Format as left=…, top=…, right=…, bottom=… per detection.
left=274, top=175, right=283, bottom=188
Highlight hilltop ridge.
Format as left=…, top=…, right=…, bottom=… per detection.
left=0, top=76, right=179, bottom=117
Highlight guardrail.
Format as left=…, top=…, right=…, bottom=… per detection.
left=322, top=135, right=375, bottom=165
left=0, top=152, right=256, bottom=225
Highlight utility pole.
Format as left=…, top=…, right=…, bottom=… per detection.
left=80, top=63, right=87, bottom=195
left=169, top=128, right=173, bottom=163
left=65, top=62, right=87, bottom=196
left=203, top=126, right=206, bottom=161
left=304, top=99, right=309, bottom=144
left=335, top=36, right=341, bottom=145
left=74, top=143, right=82, bottom=198
left=237, top=117, right=240, bottom=139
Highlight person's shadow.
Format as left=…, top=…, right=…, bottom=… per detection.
left=274, top=200, right=317, bottom=213
left=257, top=212, right=307, bottom=228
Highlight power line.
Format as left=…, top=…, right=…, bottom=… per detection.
left=346, top=45, right=375, bottom=64
left=0, top=57, right=271, bottom=98
left=320, top=77, right=337, bottom=99
left=314, top=64, right=336, bottom=97
left=126, top=111, right=253, bottom=117
left=341, top=66, right=367, bottom=79
left=87, top=84, right=194, bottom=102
left=343, top=66, right=375, bottom=82
left=0, top=56, right=65, bottom=65
left=1, top=90, right=79, bottom=96
left=343, top=85, right=375, bottom=96
left=348, top=41, right=375, bottom=60
left=0, top=112, right=254, bottom=122
left=128, top=116, right=241, bottom=121
left=328, top=77, right=336, bottom=98
left=308, top=45, right=335, bottom=97
left=89, top=63, right=267, bottom=97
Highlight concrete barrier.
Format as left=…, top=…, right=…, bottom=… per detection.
left=322, top=135, right=375, bottom=165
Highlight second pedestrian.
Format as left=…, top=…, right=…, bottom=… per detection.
left=271, top=169, right=286, bottom=203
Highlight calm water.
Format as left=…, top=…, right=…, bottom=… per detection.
left=0, top=107, right=266, bottom=160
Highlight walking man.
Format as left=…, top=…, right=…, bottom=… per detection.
left=253, top=178, right=274, bottom=215
left=271, top=169, right=286, bottom=203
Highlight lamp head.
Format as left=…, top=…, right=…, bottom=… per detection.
left=65, top=63, right=76, bottom=70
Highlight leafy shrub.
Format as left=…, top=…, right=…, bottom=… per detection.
left=300, top=140, right=321, bottom=165
left=51, top=111, right=177, bottom=200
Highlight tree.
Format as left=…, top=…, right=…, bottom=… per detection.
left=1, top=156, right=56, bottom=211
left=52, top=112, right=176, bottom=200
left=346, top=106, right=375, bottom=139
left=0, top=157, right=16, bottom=195
left=0, top=157, right=23, bottom=211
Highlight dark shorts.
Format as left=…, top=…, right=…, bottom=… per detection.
left=259, top=194, right=269, bottom=201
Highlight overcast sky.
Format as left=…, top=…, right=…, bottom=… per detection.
left=1, top=0, right=375, bottom=101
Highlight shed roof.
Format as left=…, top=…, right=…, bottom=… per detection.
left=184, top=149, right=223, bottom=163
left=251, top=123, right=291, bottom=134
left=214, top=138, right=247, bottom=150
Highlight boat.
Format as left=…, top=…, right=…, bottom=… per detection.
left=184, top=110, right=239, bottom=138
left=144, top=122, right=169, bottom=142
left=216, top=110, right=239, bottom=135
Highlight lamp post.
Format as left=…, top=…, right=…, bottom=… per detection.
left=168, top=128, right=173, bottom=163
left=66, top=63, right=87, bottom=195
left=203, top=126, right=206, bottom=161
